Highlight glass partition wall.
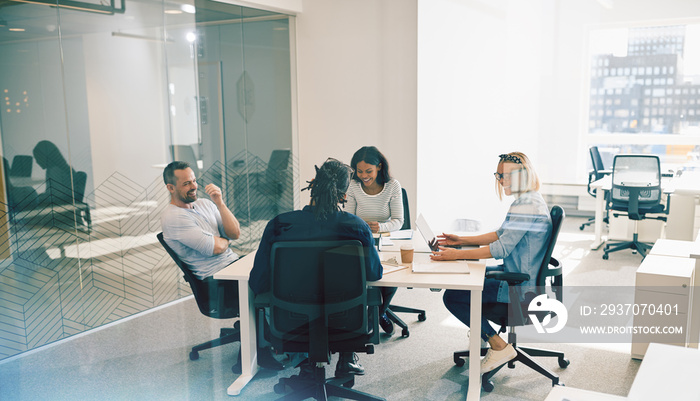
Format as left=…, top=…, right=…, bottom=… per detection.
left=0, top=0, right=297, bottom=360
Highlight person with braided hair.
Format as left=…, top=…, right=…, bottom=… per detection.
left=250, top=158, right=383, bottom=378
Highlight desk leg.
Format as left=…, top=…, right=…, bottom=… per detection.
left=466, top=288, right=482, bottom=401
left=227, top=280, right=259, bottom=396
left=591, top=188, right=606, bottom=250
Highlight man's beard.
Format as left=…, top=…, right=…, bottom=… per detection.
left=178, top=189, right=197, bottom=203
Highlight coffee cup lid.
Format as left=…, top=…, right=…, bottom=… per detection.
left=400, top=244, right=413, bottom=250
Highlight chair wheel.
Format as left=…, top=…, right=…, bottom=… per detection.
left=602, top=253, right=609, bottom=260
left=234, top=320, right=240, bottom=330
left=189, top=350, right=199, bottom=361
left=558, top=358, right=570, bottom=368
left=579, top=225, right=585, bottom=230
left=418, top=312, right=427, bottom=322
left=482, top=380, right=494, bottom=392
left=454, top=356, right=465, bottom=367
left=274, top=383, right=286, bottom=394
left=401, top=328, right=409, bottom=337
left=342, top=377, right=355, bottom=388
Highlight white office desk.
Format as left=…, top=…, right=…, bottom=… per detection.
left=627, top=343, right=700, bottom=400
left=589, top=174, right=700, bottom=249
left=214, top=245, right=487, bottom=400
left=213, top=251, right=258, bottom=396
left=371, top=249, right=486, bottom=401
left=545, top=386, right=626, bottom=401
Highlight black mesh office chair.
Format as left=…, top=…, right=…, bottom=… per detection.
left=157, top=233, right=241, bottom=364
left=453, top=205, right=569, bottom=392
left=602, top=155, right=669, bottom=260
left=171, top=144, right=200, bottom=177
left=10, top=155, right=33, bottom=177
left=580, top=146, right=611, bottom=230
left=256, top=240, right=384, bottom=401
left=385, top=188, right=426, bottom=337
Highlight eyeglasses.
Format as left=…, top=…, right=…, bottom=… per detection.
left=494, top=169, right=523, bottom=181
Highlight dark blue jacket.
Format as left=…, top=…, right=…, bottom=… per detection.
left=250, top=205, right=383, bottom=295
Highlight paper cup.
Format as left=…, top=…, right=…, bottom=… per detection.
left=400, top=244, right=414, bottom=264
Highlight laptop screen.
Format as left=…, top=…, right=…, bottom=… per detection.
left=415, top=214, right=439, bottom=252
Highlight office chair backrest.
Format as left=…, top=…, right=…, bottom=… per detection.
left=610, top=155, right=662, bottom=220
left=267, top=149, right=291, bottom=172
left=171, top=145, right=200, bottom=177
left=268, top=240, right=370, bottom=359
left=537, top=205, right=565, bottom=302
left=73, top=171, right=87, bottom=204
left=590, top=146, right=606, bottom=180
left=485, top=205, right=564, bottom=328
left=157, top=232, right=239, bottom=318
left=400, top=188, right=410, bottom=230
left=10, top=155, right=33, bottom=178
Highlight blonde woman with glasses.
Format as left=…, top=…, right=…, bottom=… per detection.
left=430, top=152, right=552, bottom=374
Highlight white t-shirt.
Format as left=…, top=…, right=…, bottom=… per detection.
left=161, top=199, right=238, bottom=279
left=344, top=178, right=404, bottom=232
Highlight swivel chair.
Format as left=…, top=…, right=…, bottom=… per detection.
left=385, top=188, right=427, bottom=337
left=580, top=146, right=611, bottom=230
left=157, top=233, right=241, bottom=364
left=2, top=157, right=38, bottom=220
left=256, top=240, right=384, bottom=401
left=453, top=205, right=569, bottom=392
left=10, top=155, right=33, bottom=177
left=171, top=144, right=200, bottom=177
left=602, top=155, right=669, bottom=260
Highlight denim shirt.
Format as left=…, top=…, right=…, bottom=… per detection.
left=249, top=205, right=383, bottom=295
left=488, top=191, right=552, bottom=303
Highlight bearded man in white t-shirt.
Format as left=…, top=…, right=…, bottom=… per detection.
left=160, top=160, right=282, bottom=371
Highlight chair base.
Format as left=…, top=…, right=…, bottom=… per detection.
left=453, top=345, right=568, bottom=392
left=274, top=364, right=385, bottom=401
left=579, top=217, right=595, bottom=230
left=189, top=321, right=241, bottom=360
left=603, top=233, right=652, bottom=260
left=386, top=304, right=426, bottom=338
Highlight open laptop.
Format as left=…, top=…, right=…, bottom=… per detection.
left=415, top=213, right=441, bottom=253
left=415, top=213, right=468, bottom=253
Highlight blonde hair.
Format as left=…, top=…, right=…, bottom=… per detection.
left=495, top=151, right=540, bottom=200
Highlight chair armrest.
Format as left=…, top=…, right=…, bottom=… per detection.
left=254, top=292, right=271, bottom=309
left=485, top=271, right=530, bottom=285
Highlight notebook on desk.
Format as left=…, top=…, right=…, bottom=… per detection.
left=412, top=260, right=470, bottom=274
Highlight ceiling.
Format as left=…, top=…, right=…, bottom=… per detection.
left=0, top=0, right=284, bottom=45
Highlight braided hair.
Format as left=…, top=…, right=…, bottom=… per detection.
left=302, top=158, right=353, bottom=220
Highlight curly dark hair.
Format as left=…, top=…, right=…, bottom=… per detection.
left=350, top=146, right=391, bottom=185
left=302, top=158, right=353, bottom=220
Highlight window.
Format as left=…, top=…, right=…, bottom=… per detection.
left=586, top=23, right=700, bottom=165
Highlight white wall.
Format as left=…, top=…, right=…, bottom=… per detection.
left=294, top=0, right=418, bottom=211
left=418, top=0, right=700, bottom=232
left=235, top=0, right=700, bottom=231
left=418, top=0, right=551, bottom=231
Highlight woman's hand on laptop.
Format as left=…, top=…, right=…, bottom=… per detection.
left=437, top=233, right=462, bottom=246
left=430, top=246, right=460, bottom=261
